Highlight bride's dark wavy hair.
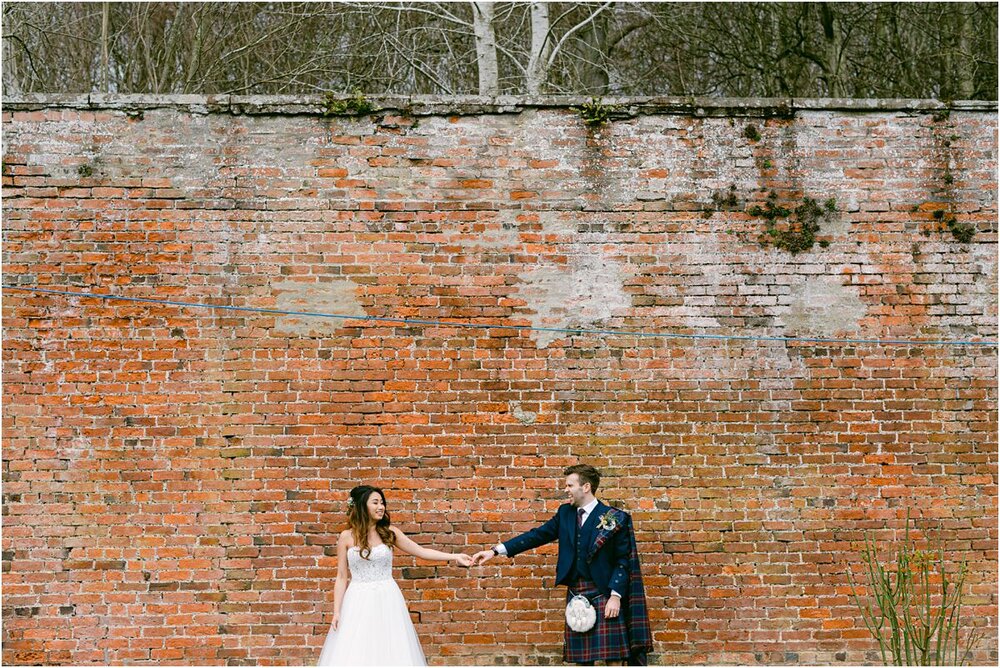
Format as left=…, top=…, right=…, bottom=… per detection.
left=346, top=485, right=395, bottom=560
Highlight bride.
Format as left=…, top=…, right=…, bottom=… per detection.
left=317, top=485, right=473, bottom=666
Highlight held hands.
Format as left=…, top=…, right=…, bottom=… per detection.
left=452, top=553, right=474, bottom=568
left=470, top=549, right=495, bottom=567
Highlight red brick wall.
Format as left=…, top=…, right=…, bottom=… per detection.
left=2, top=97, right=997, bottom=665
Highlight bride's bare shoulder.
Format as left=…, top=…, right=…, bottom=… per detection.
left=338, top=529, right=354, bottom=546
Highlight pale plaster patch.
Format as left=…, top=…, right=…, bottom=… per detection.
left=511, top=403, right=537, bottom=425
left=780, top=276, right=866, bottom=336
left=272, top=280, right=364, bottom=335
left=518, top=254, right=631, bottom=348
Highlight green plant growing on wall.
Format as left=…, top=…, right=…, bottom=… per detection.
left=846, top=513, right=984, bottom=666
left=743, top=124, right=761, bottom=141
left=574, top=97, right=618, bottom=126
left=931, top=108, right=951, bottom=123
left=930, top=207, right=976, bottom=244
left=711, top=185, right=740, bottom=210
left=77, top=164, right=93, bottom=177
left=703, top=185, right=741, bottom=218
left=323, top=90, right=373, bottom=116
left=945, top=217, right=975, bottom=244
left=747, top=191, right=835, bottom=253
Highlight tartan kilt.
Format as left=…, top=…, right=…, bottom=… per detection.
left=563, top=578, right=630, bottom=664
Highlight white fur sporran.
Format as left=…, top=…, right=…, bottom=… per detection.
left=565, top=594, right=597, bottom=633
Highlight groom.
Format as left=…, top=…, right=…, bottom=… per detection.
left=472, top=464, right=652, bottom=665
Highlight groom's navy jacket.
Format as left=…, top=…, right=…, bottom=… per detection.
left=502, top=501, right=630, bottom=597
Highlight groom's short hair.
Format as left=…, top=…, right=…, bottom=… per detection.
left=564, top=464, right=600, bottom=493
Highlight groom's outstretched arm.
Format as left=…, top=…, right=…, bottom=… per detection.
left=501, top=511, right=561, bottom=558
left=472, top=509, right=562, bottom=565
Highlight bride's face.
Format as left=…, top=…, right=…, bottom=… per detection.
left=366, top=493, right=386, bottom=521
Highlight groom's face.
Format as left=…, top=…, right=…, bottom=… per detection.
left=565, top=474, right=591, bottom=507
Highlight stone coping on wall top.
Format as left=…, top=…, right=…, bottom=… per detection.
left=2, top=94, right=996, bottom=117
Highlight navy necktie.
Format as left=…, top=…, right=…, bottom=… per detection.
left=577, top=507, right=586, bottom=529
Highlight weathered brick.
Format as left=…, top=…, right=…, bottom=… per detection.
left=1, top=97, right=996, bottom=667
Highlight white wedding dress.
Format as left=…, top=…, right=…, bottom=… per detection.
left=317, top=543, right=426, bottom=666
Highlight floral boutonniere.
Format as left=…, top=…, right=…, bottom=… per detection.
left=596, top=511, right=619, bottom=532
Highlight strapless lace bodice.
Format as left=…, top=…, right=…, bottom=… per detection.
left=348, top=543, right=393, bottom=583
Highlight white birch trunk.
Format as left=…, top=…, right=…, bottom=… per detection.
left=526, top=1, right=551, bottom=95
left=472, top=1, right=498, bottom=96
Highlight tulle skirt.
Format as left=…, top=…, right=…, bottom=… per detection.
left=317, top=578, right=426, bottom=666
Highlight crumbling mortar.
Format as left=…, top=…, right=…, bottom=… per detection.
left=3, top=95, right=994, bottom=118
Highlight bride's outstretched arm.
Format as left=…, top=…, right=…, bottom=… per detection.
left=332, top=530, right=351, bottom=630
left=390, top=527, right=473, bottom=566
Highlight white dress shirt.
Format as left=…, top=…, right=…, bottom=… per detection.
left=576, top=498, right=600, bottom=526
